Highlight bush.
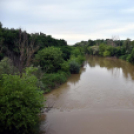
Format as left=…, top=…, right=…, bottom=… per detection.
left=99, top=44, right=106, bottom=56
left=0, top=74, right=44, bottom=134
left=0, top=57, right=18, bottom=76
left=119, top=54, right=129, bottom=60
left=91, top=46, right=99, bottom=55
left=114, top=47, right=121, bottom=57
left=35, top=47, right=63, bottom=73
left=69, top=60, right=80, bottom=74
left=126, top=48, right=134, bottom=63
left=60, top=61, right=70, bottom=74
left=42, top=72, right=67, bottom=93
left=87, top=46, right=93, bottom=54
left=76, top=55, right=85, bottom=65
left=103, top=50, right=111, bottom=57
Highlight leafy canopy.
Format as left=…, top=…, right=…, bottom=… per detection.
left=0, top=72, right=44, bottom=134
left=35, top=46, right=63, bottom=73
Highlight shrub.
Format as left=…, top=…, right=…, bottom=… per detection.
left=76, top=55, right=85, bottom=65
left=42, top=72, right=67, bottom=93
left=35, top=47, right=63, bottom=73
left=91, top=46, right=99, bottom=55
left=119, top=54, right=129, bottom=60
left=60, top=61, right=70, bottom=74
left=0, top=57, right=18, bottom=76
left=126, top=48, right=134, bottom=63
left=103, top=50, right=111, bottom=57
left=0, top=74, right=44, bottom=134
left=87, top=46, right=93, bottom=54
left=114, top=47, right=121, bottom=57
left=69, top=60, right=80, bottom=74
left=99, top=44, right=106, bottom=56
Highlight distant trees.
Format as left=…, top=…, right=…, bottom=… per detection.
left=123, top=38, right=132, bottom=54
left=77, top=36, right=134, bottom=64
left=127, top=48, right=134, bottom=63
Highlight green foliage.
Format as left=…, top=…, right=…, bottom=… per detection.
left=87, top=46, right=93, bottom=54
left=99, top=44, right=115, bottom=57
left=126, top=48, right=134, bottom=63
left=91, top=46, right=99, bottom=55
left=24, top=66, right=46, bottom=90
left=69, top=54, right=85, bottom=65
left=120, top=47, right=126, bottom=55
left=60, top=61, right=70, bottom=74
left=119, top=54, right=129, bottom=60
left=59, top=46, right=71, bottom=60
left=123, top=38, right=132, bottom=54
left=70, top=47, right=85, bottom=66
left=114, top=47, right=121, bottom=57
left=42, top=72, right=67, bottom=93
left=103, top=50, right=111, bottom=56
left=35, top=47, right=63, bottom=73
left=0, top=73, right=44, bottom=134
left=71, top=47, right=81, bottom=56
left=25, top=66, right=38, bottom=75
left=99, top=44, right=106, bottom=56
left=69, top=60, right=80, bottom=74
left=76, top=55, right=85, bottom=65
left=0, top=57, right=18, bottom=76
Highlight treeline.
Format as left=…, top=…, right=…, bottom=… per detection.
left=74, top=38, right=134, bottom=63
left=0, top=22, right=85, bottom=92
left=0, top=22, right=85, bottom=134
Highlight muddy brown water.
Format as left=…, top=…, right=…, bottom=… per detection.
left=40, top=56, right=134, bottom=134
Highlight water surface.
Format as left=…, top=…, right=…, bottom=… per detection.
left=40, top=56, right=134, bottom=134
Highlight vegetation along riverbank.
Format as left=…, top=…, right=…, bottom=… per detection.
left=74, top=38, right=134, bottom=63
left=0, top=22, right=85, bottom=134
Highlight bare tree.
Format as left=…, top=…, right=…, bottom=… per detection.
left=26, top=35, right=40, bottom=67
left=13, top=29, right=40, bottom=75
left=107, top=35, right=120, bottom=47
left=18, top=29, right=28, bottom=74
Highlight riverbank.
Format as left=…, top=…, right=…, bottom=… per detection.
left=41, top=56, right=134, bottom=134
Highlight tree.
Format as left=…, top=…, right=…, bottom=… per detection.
left=0, top=72, right=44, bottom=134
left=99, top=44, right=106, bottom=56
left=26, top=34, right=40, bottom=67
left=123, top=38, right=132, bottom=54
left=126, top=48, right=134, bottom=63
left=13, top=30, right=40, bottom=74
left=0, top=57, right=18, bottom=76
left=35, top=47, right=63, bottom=73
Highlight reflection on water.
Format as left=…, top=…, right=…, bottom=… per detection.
left=40, top=56, right=134, bottom=134
left=68, top=67, right=86, bottom=85
left=87, top=56, right=134, bottom=80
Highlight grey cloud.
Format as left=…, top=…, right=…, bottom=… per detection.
left=0, top=0, right=134, bottom=44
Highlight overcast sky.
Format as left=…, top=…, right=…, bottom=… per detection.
left=0, top=0, right=134, bottom=45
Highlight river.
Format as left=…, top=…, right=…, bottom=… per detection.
left=40, top=56, right=134, bottom=134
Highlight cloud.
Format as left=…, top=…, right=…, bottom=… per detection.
left=121, top=7, right=134, bottom=14
left=0, top=0, right=134, bottom=44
